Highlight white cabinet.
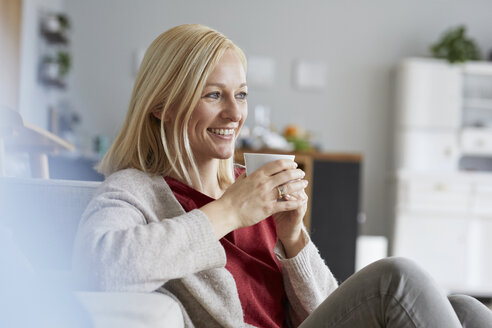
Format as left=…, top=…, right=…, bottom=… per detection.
left=395, top=130, right=459, bottom=172
left=394, top=58, right=492, bottom=171
left=461, top=128, right=492, bottom=155
left=396, top=58, right=462, bottom=129
left=462, top=63, right=492, bottom=130
left=400, top=175, right=471, bottom=212
left=473, top=184, right=492, bottom=214
left=392, top=58, right=492, bottom=297
left=394, top=210, right=468, bottom=288
left=393, top=172, right=492, bottom=295
left=467, top=217, right=492, bottom=293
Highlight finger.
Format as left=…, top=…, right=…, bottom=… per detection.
left=285, top=192, right=308, bottom=202
left=273, top=197, right=307, bottom=212
left=284, top=191, right=304, bottom=201
left=255, top=159, right=297, bottom=177
left=270, top=169, right=305, bottom=188
left=283, top=193, right=296, bottom=201
left=279, top=179, right=308, bottom=197
left=273, top=180, right=305, bottom=202
left=286, top=188, right=309, bottom=202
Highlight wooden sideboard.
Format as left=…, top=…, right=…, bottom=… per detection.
left=235, top=148, right=362, bottom=282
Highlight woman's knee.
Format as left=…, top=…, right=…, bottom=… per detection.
left=448, top=294, right=484, bottom=312
left=449, top=294, right=478, bottom=305
left=370, top=257, right=424, bottom=277
left=367, top=257, right=437, bottom=288
left=448, top=294, right=492, bottom=325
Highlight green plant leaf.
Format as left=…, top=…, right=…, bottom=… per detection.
left=430, top=25, right=481, bottom=63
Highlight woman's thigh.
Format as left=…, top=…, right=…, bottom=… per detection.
left=299, top=257, right=462, bottom=328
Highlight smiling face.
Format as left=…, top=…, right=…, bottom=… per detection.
left=187, top=50, right=248, bottom=163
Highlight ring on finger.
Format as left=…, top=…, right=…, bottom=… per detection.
left=276, top=185, right=286, bottom=200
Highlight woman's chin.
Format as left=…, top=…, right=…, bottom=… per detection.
left=217, top=153, right=233, bottom=160
left=215, top=149, right=234, bottom=160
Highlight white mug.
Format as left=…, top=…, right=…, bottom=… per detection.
left=243, top=153, right=296, bottom=176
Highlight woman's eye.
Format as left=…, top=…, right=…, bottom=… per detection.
left=236, top=92, right=248, bottom=100
left=205, top=92, right=220, bottom=99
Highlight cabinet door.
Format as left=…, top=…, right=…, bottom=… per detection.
left=461, top=128, right=492, bottom=156
left=396, top=129, right=459, bottom=171
left=466, top=217, right=492, bottom=292
left=401, top=177, right=472, bottom=213
left=397, top=59, right=461, bottom=129
left=472, top=184, right=492, bottom=215
left=393, top=212, right=467, bottom=290
left=310, top=160, right=360, bottom=283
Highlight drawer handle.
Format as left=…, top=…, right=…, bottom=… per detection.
left=475, top=139, right=485, bottom=147
left=434, top=183, right=446, bottom=191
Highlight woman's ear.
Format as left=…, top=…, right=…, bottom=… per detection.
left=152, top=109, right=162, bottom=120
left=152, top=109, right=171, bottom=122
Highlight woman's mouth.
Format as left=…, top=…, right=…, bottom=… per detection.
left=207, top=128, right=235, bottom=137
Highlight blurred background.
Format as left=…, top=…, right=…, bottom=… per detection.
left=2, top=0, right=492, bottom=302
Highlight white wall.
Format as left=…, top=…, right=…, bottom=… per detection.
left=62, top=0, right=492, bottom=237
left=19, top=0, right=65, bottom=128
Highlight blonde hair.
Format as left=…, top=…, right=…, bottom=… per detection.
left=97, top=24, right=247, bottom=190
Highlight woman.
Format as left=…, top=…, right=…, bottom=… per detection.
left=73, top=24, right=492, bottom=327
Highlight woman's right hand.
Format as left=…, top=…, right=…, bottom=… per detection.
left=200, top=159, right=307, bottom=239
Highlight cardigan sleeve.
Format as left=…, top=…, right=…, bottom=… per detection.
left=72, top=170, right=226, bottom=293
left=275, top=229, right=339, bottom=327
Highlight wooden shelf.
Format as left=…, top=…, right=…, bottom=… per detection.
left=235, top=148, right=362, bottom=163
left=2, top=119, right=74, bottom=178
left=4, top=122, right=74, bottom=154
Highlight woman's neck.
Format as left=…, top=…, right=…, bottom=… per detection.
left=169, top=158, right=223, bottom=199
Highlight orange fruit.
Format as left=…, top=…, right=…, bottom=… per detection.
left=284, top=124, right=300, bottom=137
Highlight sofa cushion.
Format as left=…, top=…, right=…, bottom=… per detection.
left=0, top=178, right=184, bottom=327
left=0, top=177, right=100, bottom=270
left=0, top=225, right=93, bottom=328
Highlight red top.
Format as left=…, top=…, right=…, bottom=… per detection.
left=164, top=168, right=286, bottom=328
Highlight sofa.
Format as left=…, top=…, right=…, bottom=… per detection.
left=0, top=177, right=184, bottom=328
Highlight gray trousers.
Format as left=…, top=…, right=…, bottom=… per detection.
left=299, top=257, right=492, bottom=328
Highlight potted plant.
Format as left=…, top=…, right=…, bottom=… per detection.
left=40, top=51, right=71, bottom=86
left=41, top=13, right=70, bottom=43
left=430, top=25, right=481, bottom=63
left=56, top=51, right=71, bottom=76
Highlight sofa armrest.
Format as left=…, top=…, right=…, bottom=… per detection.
left=75, top=291, right=183, bottom=328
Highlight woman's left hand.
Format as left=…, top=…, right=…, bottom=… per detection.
left=273, top=181, right=309, bottom=258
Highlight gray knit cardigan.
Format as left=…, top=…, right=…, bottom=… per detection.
left=72, top=168, right=338, bottom=327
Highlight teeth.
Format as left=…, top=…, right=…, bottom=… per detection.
left=209, top=128, right=234, bottom=136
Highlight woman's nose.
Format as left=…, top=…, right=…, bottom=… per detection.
left=222, top=96, right=243, bottom=122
